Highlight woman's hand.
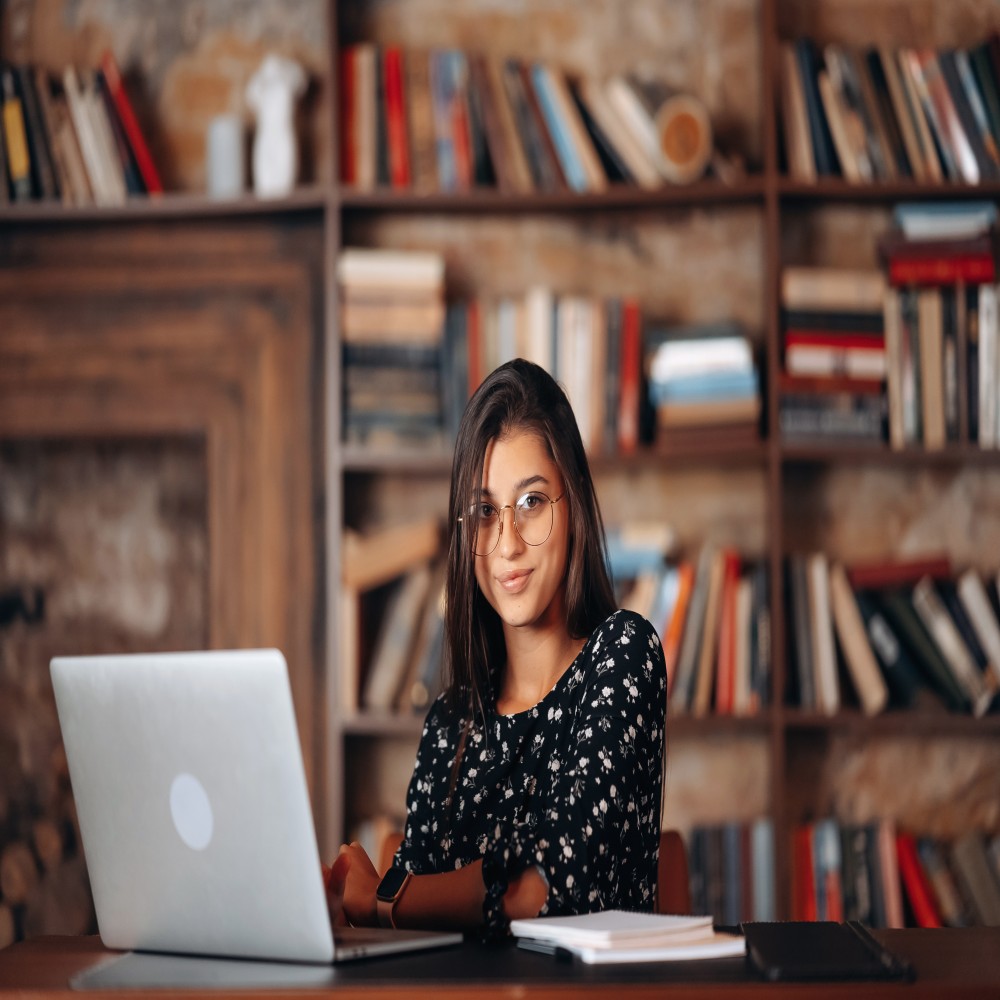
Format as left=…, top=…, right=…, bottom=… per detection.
left=321, top=851, right=351, bottom=927
left=338, top=841, right=381, bottom=927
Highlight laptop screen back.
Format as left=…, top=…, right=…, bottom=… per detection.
left=50, top=649, right=335, bottom=963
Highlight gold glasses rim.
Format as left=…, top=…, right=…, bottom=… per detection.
left=458, top=490, right=566, bottom=555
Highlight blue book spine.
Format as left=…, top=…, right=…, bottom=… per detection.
left=530, top=64, right=588, bottom=191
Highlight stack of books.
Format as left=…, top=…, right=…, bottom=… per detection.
left=880, top=201, right=999, bottom=451
left=779, top=36, right=1000, bottom=184
left=339, top=247, right=447, bottom=449
left=340, top=45, right=718, bottom=194
left=792, top=818, right=1000, bottom=929
left=785, top=552, right=1000, bottom=717
left=664, top=546, right=771, bottom=718
left=645, top=322, right=761, bottom=448
left=779, top=267, right=887, bottom=444
left=0, top=52, right=162, bottom=206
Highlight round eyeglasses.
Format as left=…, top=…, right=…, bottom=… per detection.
left=459, top=490, right=565, bottom=557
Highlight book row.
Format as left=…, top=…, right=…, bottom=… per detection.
left=780, top=35, right=1000, bottom=185
left=339, top=44, right=717, bottom=195
left=792, top=818, right=1000, bottom=929
left=0, top=54, right=162, bottom=206
left=786, top=553, right=1000, bottom=718
left=646, top=548, right=772, bottom=719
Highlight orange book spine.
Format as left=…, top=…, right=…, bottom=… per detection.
left=617, top=299, right=641, bottom=455
left=663, top=562, right=694, bottom=699
left=714, top=551, right=741, bottom=715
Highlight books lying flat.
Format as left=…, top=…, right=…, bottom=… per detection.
left=510, top=909, right=746, bottom=964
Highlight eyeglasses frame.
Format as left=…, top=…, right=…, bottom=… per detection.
left=458, top=490, right=566, bottom=556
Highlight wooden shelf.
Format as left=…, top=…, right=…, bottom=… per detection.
left=781, top=708, right=1000, bottom=736
left=780, top=443, right=1000, bottom=466
left=340, top=176, right=767, bottom=213
left=0, top=186, right=328, bottom=224
left=778, top=178, right=1000, bottom=203
left=339, top=446, right=453, bottom=474
left=340, top=713, right=426, bottom=738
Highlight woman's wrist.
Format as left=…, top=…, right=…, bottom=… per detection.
left=502, top=865, right=548, bottom=921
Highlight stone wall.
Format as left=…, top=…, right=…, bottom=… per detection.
left=0, top=440, right=207, bottom=943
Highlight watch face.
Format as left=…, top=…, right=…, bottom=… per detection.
left=377, top=866, right=409, bottom=901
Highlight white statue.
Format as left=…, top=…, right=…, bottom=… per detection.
left=246, top=55, right=307, bottom=198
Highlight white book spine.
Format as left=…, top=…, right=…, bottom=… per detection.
left=957, top=569, right=1000, bottom=687
left=807, top=552, right=839, bottom=715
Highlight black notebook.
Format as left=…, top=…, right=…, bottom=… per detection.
left=741, top=921, right=915, bottom=982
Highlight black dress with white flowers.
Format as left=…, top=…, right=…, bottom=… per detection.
left=394, top=609, right=667, bottom=930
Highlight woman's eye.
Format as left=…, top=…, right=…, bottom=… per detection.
left=520, top=493, right=543, bottom=511
left=479, top=503, right=498, bottom=519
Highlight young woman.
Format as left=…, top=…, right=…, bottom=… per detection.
left=327, top=359, right=667, bottom=934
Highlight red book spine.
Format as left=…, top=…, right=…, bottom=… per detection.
left=382, top=46, right=410, bottom=189
left=896, top=833, right=942, bottom=928
left=784, top=331, right=886, bottom=351
left=339, top=47, right=356, bottom=185
left=846, top=555, right=952, bottom=590
left=450, top=67, right=473, bottom=189
left=889, top=255, right=996, bottom=287
left=99, top=50, right=162, bottom=195
left=793, top=824, right=818, bottom=921
left=617, top=299, right=641, bottom=454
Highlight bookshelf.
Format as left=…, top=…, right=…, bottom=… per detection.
left=2, top=0, right=999, bottom=926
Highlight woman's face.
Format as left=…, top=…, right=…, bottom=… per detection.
left=472, top=429, right=571, bottom=636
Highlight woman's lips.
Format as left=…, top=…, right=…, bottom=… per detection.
left=497, top=568, right=532, bottom=594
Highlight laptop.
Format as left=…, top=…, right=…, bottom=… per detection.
left=50, top=648, right=461, bottom=972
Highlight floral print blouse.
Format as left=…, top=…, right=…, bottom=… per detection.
left=395, top=609, right=667, bottom=929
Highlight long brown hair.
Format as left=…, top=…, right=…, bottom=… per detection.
left=443, top=359, right=617, bottom=722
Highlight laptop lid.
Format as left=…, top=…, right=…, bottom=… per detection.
left=51, top=649, right=335, bottom=964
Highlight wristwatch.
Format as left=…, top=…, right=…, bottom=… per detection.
left=376, top=866, right=412, bottom=929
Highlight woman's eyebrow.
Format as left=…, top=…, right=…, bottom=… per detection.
left=477, top=474, right=549, bottom=498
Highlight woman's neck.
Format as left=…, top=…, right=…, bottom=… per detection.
left=496, top=623, right=586, bottom=715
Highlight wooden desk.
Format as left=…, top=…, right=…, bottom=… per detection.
left=0, top=929, right=998, bottom=998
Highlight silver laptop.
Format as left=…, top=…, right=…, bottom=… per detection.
left=50, top=648, right=461, bottom=972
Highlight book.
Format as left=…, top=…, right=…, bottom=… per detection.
left=779, top=42, right=816, bottom=181
left=362, top=563, right=434, bottom=711
left=957, top=568, right=1000, bottom=689
left=692, top=547, right=728, bottom=717
left=669, top=545, right=714, bottom=713
left=846, top=554, right=952, bottom=590
left=33, top=68, right=90, bottom=205
left=807, top=551, right=839, bottom=715
left=794, top=38, right=841, bottom=176
left=510, top=910, right=745, bottom=964
left=13, top=64, right=59, bottom=200
left=382, top=46, right=411, bottom=189
left=341, top=516, right=442, bottom=592
left=877, top=47, right=929, bottom=182
left=788, top=554, right=815, bottom=710
left=951, top=831, right=1000, bottom=926
left=1, top=64, right=32, bottom=200
left=577, top=76, right=661, bottom=189
left=99, top=51, right=161, bottom=195
left=782, top=267, right=886, bottom=313
left=896, top=831, right=942, bottom=928
left=405, top=49, right=438, bottom=192
left=917, top=287, right=945, bottom=451
left=911, top=575, right=992, bottom=716
left=918, top=837, right=970, bottom=927
left=828, top=561, right=889, bottom=715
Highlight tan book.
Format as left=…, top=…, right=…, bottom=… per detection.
left=912, top=575, right=992, bottom=717
left=337, top=247, right=444, bottom=292
left=341, top=516, right=441, bottom=591
left=692, top=548, right=727, bottom=717
left=362, top=562, right=434, bottom=712
left=82, top=69, right=126, bottom=204
left=340, top=298, right=446, bottom=340
left=828, top=561, right=888, bottom=716
left=806, top=551, right=839, bottom=716
left=482, top=55, right=534, bottom=193
left=405, top=49, right=439, bottom=192
left=957, top=568, right=1000, bottom=688
left=878, top=45, right=929, bottom=182
left=353, top=43, right=377, bottom=190
left=897, top=48, right=944, bottom=182
left=657, top=396, right=760, bottom=428
left=917, top=287, right=945, bottom=452
left=577, top=77, right=661, bottom=189
left=779, top=43, right=816, bottom=182
left=62, top=66, right=114, bottom=205
left=849, top=47, right=898, bottom=181
left=817, top=69, right=866, bottom=184
left=34, top=69, right=91, bottom=205
left=781, top=267, right=886, bottom=312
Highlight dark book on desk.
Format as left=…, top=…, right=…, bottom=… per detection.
left=742, top=920, right=914, bottom=982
